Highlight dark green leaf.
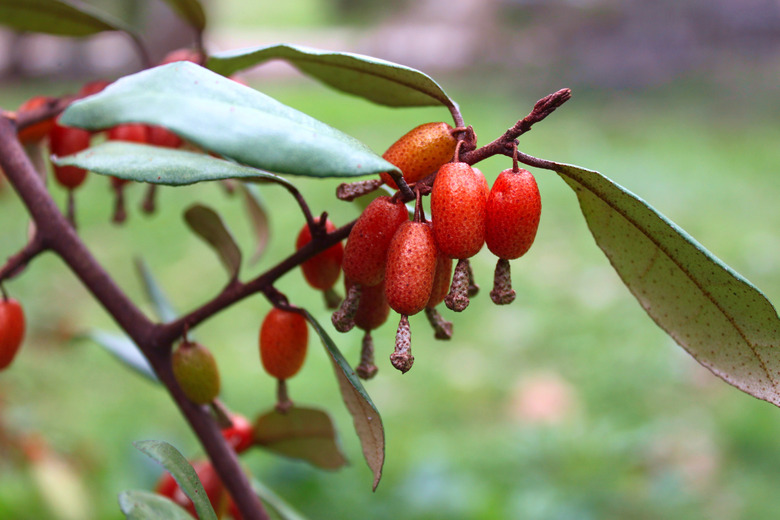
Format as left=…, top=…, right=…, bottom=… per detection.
left=134, top=258, right=179, bottom=322
left=85, top=331, right=157, bottom=383
left=53, top=142, right=293, bottom=187
left=118, top=490, right=194, bottom=520
left=253, top=407, right=348, bottom=470
left=251, top=478, right=309, bottom=520
left=59, top=62, right=399, bottom=178
left=158, top=0, right=206, bottom=32
left=303, top=311, right=384, bottom=490
left=0, top=0, right=133, bottom=36
left=239, top=183, right=271, bottom=264
left=555, top=163, right=780, bottom=406
left=183, top=204, right=242, bottom=280
left=133, top=440, right=216, bottom=520
left=207, top=43, right=455, bottom=109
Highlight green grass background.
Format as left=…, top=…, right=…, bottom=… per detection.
left=2, top=64, right=780, bottom=520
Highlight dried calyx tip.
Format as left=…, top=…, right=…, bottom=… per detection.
left=356, top=330, right=378, bottom=380
left=331, top=283, right=361, bottom=332
left=390, top=315, right=414, bottom=373
left=424, top=307, right=453, bottom=340
left=336, top=179, right=383, bottom=201
left=444, top=259, right=471, bottom=312
left=490, top=258, right=516, bottom=305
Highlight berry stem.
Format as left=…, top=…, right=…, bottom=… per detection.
left=275, top=379, right=293, bottom=414
left=141, top=184, right=157, bottom=214
left=490, top=258, right=517, bottom=305
left=424, top=307, right=453, bottom=340
left=356, top=331, right=379, bottom=380
left=390, top=315, right=414, bottom=374
left=0, top=228, right=45, bottom=282
left=112, top=184, right=127, bottom=224
left=322, top=287, right=342, bottom=310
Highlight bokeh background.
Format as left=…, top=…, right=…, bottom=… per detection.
left=1, top=0, right=780, bottom=518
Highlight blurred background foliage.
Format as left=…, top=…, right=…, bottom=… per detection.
left=1, top=0, right=779, bottom=519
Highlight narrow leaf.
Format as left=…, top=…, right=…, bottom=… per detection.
left=118, top=490, right=194, bottom=520
left=158, top=0, right=206, bottom=32
left=555, top=163, right=780, bottom=406
left=54, top=141, right=293, bottom=187
left=135, top=258, right=178, bottom=322
left=207, top=43, right=455, bottom=109
left=239, top=183, right=271, bottom=264
left=303, top=311, right=385, bottom=490
left=59, top=62, right=400, bottom=178
left=0, top=0, right=134, bottom=36
left=184, top=204, right=242, bottom=280
left=85, top=331, right=158, bottom=383
left=253, top=407, right=348, bottom=470
left=133, top=440, right=217, bottom=520
left=251, top=479, right=309, bottom=520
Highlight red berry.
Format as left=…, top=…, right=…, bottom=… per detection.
left=155, top=461, right=225, bottom=518
left=378, top=122, right=457, bottom=189
left=0, top=298, right=25, bottom=370
left=431, top=162, right=488, bottom=259
left=426, top=250, right=453, bottom=308
left=160, top=48, right=204, bottom=65
left=77, top=79, right=111, bottom=98
left=342, top=196, right=409, bottom=287
left=221, top=414, right=254, bottom=454
left=485, top=168, right=541, bottom=259
left=259, top=308, right=308, bottom=380
left=296, top=218, right=343, bottom=291
left=147, top=125, right=183, bottom=148
left=384, top=221, right=438, bottom=316
left=17, top=96, right=56, bottom=144
left=107, top=124, right=148, bottom=187
left=345, top=277, right=390, bottom=331
left=48, top=120, right=92, bottom=189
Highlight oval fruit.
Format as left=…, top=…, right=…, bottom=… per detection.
left=431, top=162, right=488, bottom=259
left=296, top=217, right=343, bottom=291
left=172, top=341, right=221, bottom=404
left=485, top=168, right=541, bottom=259
left=346, top=277, right=390, bottom=331
left=426, top=250, right=453, bottom=308
left=48, top=120, right=92, bottom=189
left=379, top=122, right=457, bottom=189
left=385, top=221, right=438, bottom=316
left=17, top=96, right=55, bottom=144
left=259, top=308, right=309, bottom=380
left=0, top=298, right=25, bottom=370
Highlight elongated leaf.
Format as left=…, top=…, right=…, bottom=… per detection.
left=207, top=43, right=455, bottom=109
left=555, top=163, right=780, bottom=406
left=159, top=0, right=206, bottom=31
left=239, top=183, right=271, bottom=264
left=135, top=258, right=178, bottom=322
left=54, top=142, right=293, bottom=187
left=184, top=204, right=242, bottom=280
left=303, top=311, right=384, bottom=490
left=253, top=407, right=348, bottom=470
left=134, top=440, right=217, bottom=520
left=118, top=490, right=194, bottom=520
left=85, top=331, right=158, bottom=382
left=251, top=479, right=309, bottom=520
left=0, top=0, right=133, bottom=36
left=59, top=62, right=399, bottom=178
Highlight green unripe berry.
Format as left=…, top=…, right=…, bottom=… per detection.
left=172, top=341, right=221, bottom=405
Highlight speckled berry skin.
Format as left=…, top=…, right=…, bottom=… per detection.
left=0, top=298, right=25, bottom=370
left=385, top=221, right=438, bottom=316
left=342, top=196, right=409, bottom=287
left=260, top=308, right=309, bottom=380
left=296, top=217, right=343, bottom=290
left=431, top=162, right=488, bottom=259
left=426, top=250, right=453, bottom=308
left=346, top=277, right=390, bottom=331
left=379, top=122, right=457, bottom=189
left=48, top=120, right=91, bottom=189
left=486, top=168, right=541, bottom=259
left=172, top=342, right=221, bottom=405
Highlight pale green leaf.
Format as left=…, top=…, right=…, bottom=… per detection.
left=85, top=331, right=157, bottom=383
left=134, top=258, right=179, bottom=323
left=207, top=43, right=455, bottom=109
left=555, top=163, right=780, bottom=406
left=183, top=204, right=242, bottom=280
left=118, top=490, right=194, bottom=520
left=59, top=62, right=399, bottom=178
left=251, top=479, right=309, bottom=520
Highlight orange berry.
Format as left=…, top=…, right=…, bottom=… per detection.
left=172, top=341, right=221, bottom=404
left=147, top=125, right=183, bottom=148
left=0, top=298, right=25, bottom=370
left=426, top=250, right=453, bottom=308
left=342, top=196, right=408, bottom=287
left=431, top=162, right=488, bottom=259
left=378, top=122, right=457, bottom=189
left=48, top=119, right=92, bottom=189
left=160, top=48, right=204, bottom=65
left=17, top=96, right=55, bottom=144
left=384, top=221, right=438, bottom=316
left=221, top=414, right=254, bottom=454
left=259, top=308, right=308, bottom=380
left=77, top=79, right=111, bottom=98
left=296, top=218, right=343, bottom=291
left=107, top=123, right=148, bottom=187
left=485, top=168, right=541, bottom=259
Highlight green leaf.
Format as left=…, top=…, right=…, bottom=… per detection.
left=251, top=479, right=309, bottom=520
left=207, top=43, right=455, bottom=109
left=53, top=142, right=293, bottom=187
left=555, top=163, right=780, bottom=406
left=134, top=258, right=179, bottom=322
left=303, top=311, right=385, bottom=490
left=158, top=0, right=206, bottom=32
left=59, top=62, right=399, bottom=178
left=253, top=407, right=348, bottom=470
left=133, top=440, right=217, bottom=520
left=118, top=490, right=194, bottom=520
left=239, top=183, right=271, bottom=264
left=85, top=331, right=158, bottom=383
left=0, top=0, right=134, bottom=36
left=183, top=204, right=242, bottom=280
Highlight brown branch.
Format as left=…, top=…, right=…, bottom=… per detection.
left=0, top=228, right=45, bottom=281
